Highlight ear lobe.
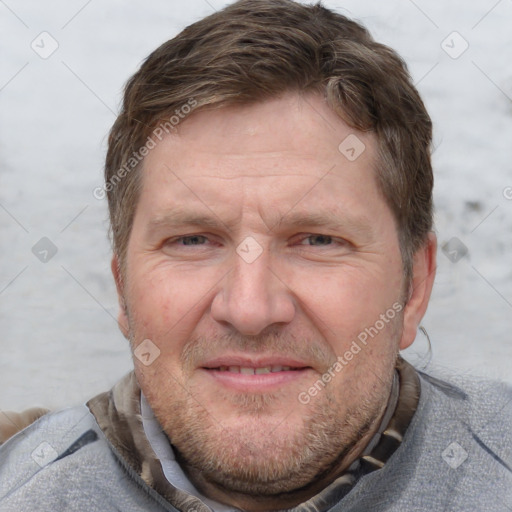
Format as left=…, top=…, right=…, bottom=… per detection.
left=111, top=255, right=130, bottom=339
left=399, top=232, right=437, bottom=350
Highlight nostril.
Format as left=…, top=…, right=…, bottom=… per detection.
left=209, top=269, right=296, bottom=335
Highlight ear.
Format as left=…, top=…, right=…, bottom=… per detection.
left=111, top=254, right=130, bottom=339
left=400, top=232, right=437, bottom=350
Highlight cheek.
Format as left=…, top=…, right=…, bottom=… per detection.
left=292, top=264, right=401, bottom=337
left=126, top=264, right=218, bottom=347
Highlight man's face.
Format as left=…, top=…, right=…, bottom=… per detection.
left=114, top=93, right=426, bottom=505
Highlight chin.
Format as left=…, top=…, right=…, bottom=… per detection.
left=154, top=385, right=366, bottom=497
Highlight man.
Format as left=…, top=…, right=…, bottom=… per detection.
left=1, top=0, right=511, bottom=510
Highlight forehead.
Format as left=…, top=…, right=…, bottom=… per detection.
left=136, top=92, right=388, bottom=229
left=146, top=93, right=376, bottom=178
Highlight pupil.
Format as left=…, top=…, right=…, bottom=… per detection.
left=183, top=236, right=204, bottom=245
left=310, top=235, right=331, bottom=245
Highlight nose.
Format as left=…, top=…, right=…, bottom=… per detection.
left=210, top=248, right=296, bottom=336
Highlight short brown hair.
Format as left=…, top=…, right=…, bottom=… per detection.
left=105, top=0, right=433, bottom=281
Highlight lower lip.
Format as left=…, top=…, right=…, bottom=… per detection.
left=200, top=368, right=312, bottom=392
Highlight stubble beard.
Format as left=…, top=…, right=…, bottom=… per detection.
left=139, top=330, right=399, bottom=498
left=157, top=382, right=387, bottom=497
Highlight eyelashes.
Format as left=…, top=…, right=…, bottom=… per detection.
left=161, top=233, right=352, bottom=262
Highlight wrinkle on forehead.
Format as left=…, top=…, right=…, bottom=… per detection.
left=145, top=92, right=377, bottom=180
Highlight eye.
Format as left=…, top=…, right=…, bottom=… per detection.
left=301, top=234, right=333, bottom=246
left=163, top=234, right=216, bottom=251
left=178, top=235, right=208, bottom=246
left=161, top=234, right=220, bottom=259
left=291, top=233, right=353, bottom=257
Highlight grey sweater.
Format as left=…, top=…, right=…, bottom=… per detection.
left=1, top=369, right=511, bottom=511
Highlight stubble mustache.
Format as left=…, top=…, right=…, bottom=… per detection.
left=180, top=329, right=337, bottom=375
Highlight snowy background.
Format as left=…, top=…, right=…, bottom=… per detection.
left=1, top=0, right=511, bottom=412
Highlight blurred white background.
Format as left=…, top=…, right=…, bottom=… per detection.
left=1, top=0, right=511, bottom=411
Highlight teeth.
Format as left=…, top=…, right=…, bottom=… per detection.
left=216, top=365, right=297, bottom=373
left=255, top=366, right=271, bottom=374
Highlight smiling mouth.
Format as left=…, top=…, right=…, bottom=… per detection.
left=207, top=365, right=306, bottom=374
left=199, top=355, right=314, bottom=393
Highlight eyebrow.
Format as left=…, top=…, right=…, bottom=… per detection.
left=273, top=210, right=375, bottom=239
left=145, top=209, right=230, bottom=238
left=145, top=208, right=374, bottom=240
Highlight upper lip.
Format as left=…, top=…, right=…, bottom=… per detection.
left=201, top=355, right=311, bottom=369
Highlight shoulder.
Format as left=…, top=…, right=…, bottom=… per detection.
left=0, top=406, right=129, bottom=511
left=0, top=403, right=170, bottom=512
left=408, top=371, right=512, bottom=508
left=0, top=406, right=102, bottom=486
left=342, top=370, right=512, bottom=510
left=418, top=369, right=512, bottom=438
